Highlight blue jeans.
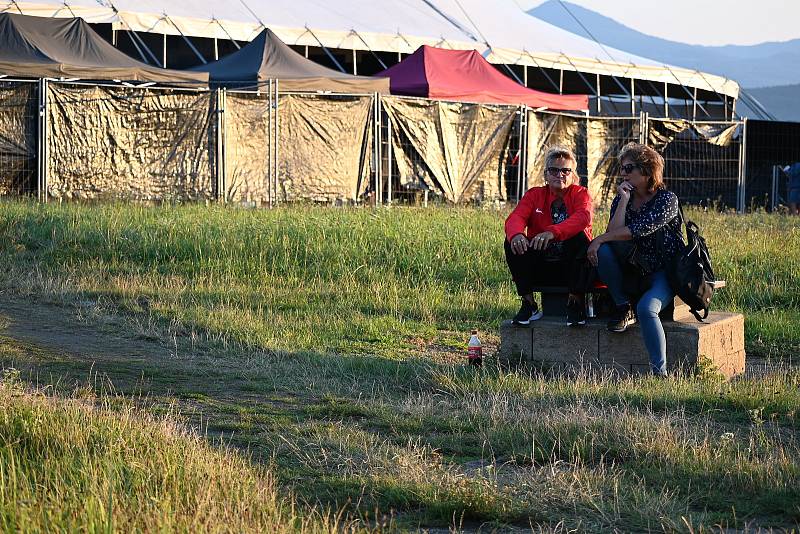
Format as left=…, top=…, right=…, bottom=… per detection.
left=597, top=243, right=673, bottom=375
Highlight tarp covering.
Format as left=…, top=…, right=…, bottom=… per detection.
left=586, top=117, right=640, bottom=207
left=379, top=46, right=587, bottom=111
left=0, top=82, right=36, bottom=195
left=277, top=94, right=373, bottom=202
left=648, top=119, right=740, bottom=151
left=0, top=13, right=207, bottom=84
left=223, top=92, right=272, bottom=203
left=2, top=0, right=739, bottom=98
left=526, top=112, right=584, bottom=189
left=383, top=96, right=515, bottom=203
left=191, top=29, right=388, bottom=93
left=46, top=83, right=215, bottom=200
left=525, top=112, right=640, bottom=208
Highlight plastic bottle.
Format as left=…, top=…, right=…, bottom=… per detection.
left=467, top=330, right=482, bottom=367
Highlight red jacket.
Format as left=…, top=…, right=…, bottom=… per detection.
left=505, top=184, right=593, bottom=242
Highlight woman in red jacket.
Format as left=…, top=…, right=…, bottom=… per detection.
left=504, top=146, right=594, bottom=326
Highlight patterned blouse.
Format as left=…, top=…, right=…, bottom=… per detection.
left=609, top=189, right=685, bottom=274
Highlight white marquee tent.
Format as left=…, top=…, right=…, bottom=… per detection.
left=1, top=0, right=739, bottom=102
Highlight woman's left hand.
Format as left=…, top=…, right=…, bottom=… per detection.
left=586, top=238, right=602, bottom=266
left=530, top=231, right=554, bottom=250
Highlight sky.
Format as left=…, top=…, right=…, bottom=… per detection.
left=519, top=0, right=800, bottom=46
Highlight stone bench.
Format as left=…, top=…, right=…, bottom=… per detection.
left=500, top=281, right=744, bottom=379
left=534, top=280, right=727, bottom=322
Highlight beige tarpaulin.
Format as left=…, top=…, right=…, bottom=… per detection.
left=0, top=82, right=36, bottom=195
left=224, top=92, right=272, bottom=202
left=382, top=96, right=515, bottom=203
left=277, top=94, right=373, bottom=202
left=586, top=117, right=640, bottom=208
left=526, top=112, right=584, bottom=189
left=648, top=119, right=740, bottom=152
left=47, top=84, right=214, bottom=200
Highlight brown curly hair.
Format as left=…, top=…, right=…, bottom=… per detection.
left=618, top=142, right=665, bottom=191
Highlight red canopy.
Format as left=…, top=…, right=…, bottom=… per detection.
left=378, top=45, right=588, bottom=111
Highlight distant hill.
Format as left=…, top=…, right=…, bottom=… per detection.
left=745, top=84, right=800, bottom=122
left=529, top=0, right=800, bottom=89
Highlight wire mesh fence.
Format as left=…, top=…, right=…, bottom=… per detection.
left=380, top=96, right=518, bottom=205
left=647, top=118, right=743, bottom=209
left=0, top=80, right=38, bottom=197
left=744, top=119, right=800, bottom=212
left=0, top=81, right=767, bottom=212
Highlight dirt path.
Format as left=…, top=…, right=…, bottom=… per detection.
left=0, top=297, right=173, bottom=364
left=0, top=296, right=790, bottom=386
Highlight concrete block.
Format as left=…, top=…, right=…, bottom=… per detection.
left=531, top=317, right=599, bottom=362
left=497, top=320, right=532, bottom=366
left=498, top=311, right=745, bottom=379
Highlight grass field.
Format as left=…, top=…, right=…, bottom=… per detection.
left=0, top=202, right=798, bottom=531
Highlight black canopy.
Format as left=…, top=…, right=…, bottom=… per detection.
left=191, top=28, right=388, bottom=93
left=0, top=13, right=207, bottom=84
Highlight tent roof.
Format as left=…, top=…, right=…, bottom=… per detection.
left=380, top=45, right=588, bottom=111
left=2, top=0, right=738, bottom=98
left=0, top=12, right=207, bottom=84
left=190, top=28, right=388, bottom=93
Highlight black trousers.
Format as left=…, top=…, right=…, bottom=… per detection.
left=504, top=232, right=591, bottom=296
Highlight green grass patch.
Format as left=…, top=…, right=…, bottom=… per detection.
left=1, top=202, right=800, bottom=530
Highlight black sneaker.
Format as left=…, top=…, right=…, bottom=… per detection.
left=566, top=299, right=586, bottom=327
left=607, top=303, right=635, bottom=332
left=512, top=299, right=543, bottom=325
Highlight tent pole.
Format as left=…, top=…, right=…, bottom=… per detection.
left=374, top=96, right=380, bottom=205
left=630, top=78, right=635, bottom=116
left=523, top=107, right=529, bottom=197
left=352, top=49, right=357, bottom=75
left=596, top=74, right=601, bottom=115
left=275, top=79, right=280, bottom=207
left=517, top=106, right=525, bottom=202
left=664, top=82, right=669, bottom=118
left=305, top=46, right=309, bottom=58
left=268, top=79, right=273, bottom=208
left=558, top=70, right=563, bottom=94
left=214, top=38, right=219, bottom=61
left=523, top=65, right=527, bottom=87
left=737, top=117, right=747, bottom=213
left=377, top=94, right=382, bottom=204
left=162, top=34, right=167, bottom=68
left=37, top=78, right=49, bottom=203
left=215, top=88, right=226, bottom=202
left=771, top=165, right=779, bottom=211
left=386, top=104, right=393, bottom=204
left=692, top=87, right=698, bottom=121
left=112, top=28, right=117, bottom=46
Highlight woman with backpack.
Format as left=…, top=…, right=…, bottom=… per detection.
left=585, top=143, right=685, bottom=377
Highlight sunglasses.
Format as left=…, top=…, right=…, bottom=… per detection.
left=546, top=167, right=573, bottom=177
left=620, top=163, right=639, bottom=174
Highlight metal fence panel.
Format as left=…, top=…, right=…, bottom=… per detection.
left=47, top=82, right=215, bottom=201
left=647, top=117, right=743, bottom=209
left=0, top=81, right=37, bottom=197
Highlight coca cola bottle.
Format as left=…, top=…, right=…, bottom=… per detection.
left=467, top=330, right=482, bottom=367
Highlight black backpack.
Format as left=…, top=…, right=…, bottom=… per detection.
left=667, top=206, right=715, bottom=322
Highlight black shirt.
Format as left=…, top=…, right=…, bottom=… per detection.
left=609, top=189, right=684, bottom=274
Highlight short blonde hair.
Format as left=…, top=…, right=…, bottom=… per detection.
left=544, top=146, right=577, bottom=171
left=618, top=142, right=665, bottom=190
